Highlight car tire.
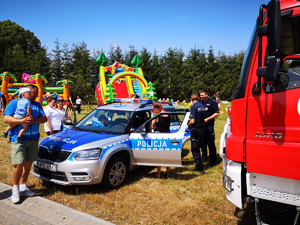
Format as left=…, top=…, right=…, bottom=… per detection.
left=102, top=156, right=128, bottom=188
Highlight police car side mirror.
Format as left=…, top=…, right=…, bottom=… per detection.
left=63, top=119, right=73, bottom=125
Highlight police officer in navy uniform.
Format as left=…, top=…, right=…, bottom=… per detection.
left=188, top=93, right=206, bottom=172
left=199, top=89, right=220, bottom=166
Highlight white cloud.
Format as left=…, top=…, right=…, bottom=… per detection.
left=176, top=16, right=190, bottom=23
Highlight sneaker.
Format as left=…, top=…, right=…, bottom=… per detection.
left=11, top=189, right=20, bottom=204
left=2, top=132, right=7, bottom=138
left=20, top=187, right=34, bottom=197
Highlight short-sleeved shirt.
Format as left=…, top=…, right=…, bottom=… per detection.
left=43, top=105, right=62, bottom=132
left=57, top=108, right=66, bottom=121
left=76, top=98, right=82, bottom=105
left=190, top=102, right=206, bottom=128
left=4, top=99, right=45, bottom=142
left=199, top=98, right=220, bottom=126
left=15, top=98, right=31, bottom=117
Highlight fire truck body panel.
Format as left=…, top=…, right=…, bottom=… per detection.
left=226, top=98, right=247, bottom=162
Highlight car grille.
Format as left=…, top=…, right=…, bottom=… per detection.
left=34, top=166, right=68, bottom=182
left=38, top=146, right=72, bottom=162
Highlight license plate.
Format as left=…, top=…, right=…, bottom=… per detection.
left=37, top=161, right=57, bottom=172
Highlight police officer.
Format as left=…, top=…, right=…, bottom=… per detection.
left=199, top=89, right=220, bottom=167
left=188, top=93, right=206, bottom=172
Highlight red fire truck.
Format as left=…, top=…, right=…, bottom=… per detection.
left=220, top=0, right=300, bottom=223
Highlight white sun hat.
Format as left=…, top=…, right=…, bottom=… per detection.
left=18, top=87, right=31, bottom=97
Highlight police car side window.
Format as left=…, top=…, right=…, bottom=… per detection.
left=146, top=116, right=170, bottom=133
left=147, top=113, right=185, bottom=133
left=131, top=111, right=151, bottom=130
left=169, top=114, right=181, bottom=125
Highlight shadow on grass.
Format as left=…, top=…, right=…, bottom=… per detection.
left=35, top=181, right=113, bottom=197
left=169, top=173, right=200, bottom=180
left=34, top=167, right=153, bottom=197
left=182, top=150, right=222, bottom=168
left=144, top=170, right=199, bottom=181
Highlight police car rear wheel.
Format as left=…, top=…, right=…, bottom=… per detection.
left=103, top=157, right=128, bottom=188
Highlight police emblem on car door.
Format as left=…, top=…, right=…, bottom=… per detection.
left=130, top=112, right=190, bottom=167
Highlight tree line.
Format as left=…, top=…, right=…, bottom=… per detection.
left=0, top=20, right=245, bottom=103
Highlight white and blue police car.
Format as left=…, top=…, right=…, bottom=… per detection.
left=33, top=99, right=190, bottom=188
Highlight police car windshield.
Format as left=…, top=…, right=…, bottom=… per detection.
left=75, top=109, right=134, bottom=134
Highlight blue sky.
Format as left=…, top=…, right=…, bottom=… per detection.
left=1, top=0, right=267, bottom=55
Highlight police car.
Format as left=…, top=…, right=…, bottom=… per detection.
left=33, top=99, right=190, bottom=188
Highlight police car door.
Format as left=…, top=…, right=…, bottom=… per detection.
left=130, top=112, right=190, bottom=167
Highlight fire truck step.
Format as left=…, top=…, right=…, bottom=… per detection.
left=251, top=186, right=300, bottom=206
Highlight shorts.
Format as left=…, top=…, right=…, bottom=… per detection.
left=11, top=139, right=39, bottom=165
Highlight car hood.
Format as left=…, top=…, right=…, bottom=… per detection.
left=40, top=129, right=119, bottom=151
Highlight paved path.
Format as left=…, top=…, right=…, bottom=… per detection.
left=0, top=182, right=113, bottom=225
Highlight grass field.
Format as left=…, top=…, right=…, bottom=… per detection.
left=0, top=103, right=257, bottom=224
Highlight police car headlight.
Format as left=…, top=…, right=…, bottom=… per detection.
left=73, top=148, right=102, bottom=161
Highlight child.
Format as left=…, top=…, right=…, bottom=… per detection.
left=2, top=88, right=32, bottom=139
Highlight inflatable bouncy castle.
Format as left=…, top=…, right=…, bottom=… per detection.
left=95, top=53, right=157, bottom=105
left=0, top=72, right=75, bottom=105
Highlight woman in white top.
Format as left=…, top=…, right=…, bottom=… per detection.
left=56, top=98, right=66, bottom=120
left=44, top=97, right=62, bottom=135
left=56, top=98, right=66, bottom=131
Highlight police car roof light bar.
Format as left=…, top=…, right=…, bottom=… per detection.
left=113, top=98, right=153, bottom=104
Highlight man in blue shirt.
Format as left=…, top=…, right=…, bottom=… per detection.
left=4, top=85, right=47, bottom=203
left=188, top=93, right=206, bottom=172
left=199, top=89, right=220, bottom=167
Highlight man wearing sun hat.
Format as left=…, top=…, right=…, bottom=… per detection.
left=3, top=85, right=47, bottom=204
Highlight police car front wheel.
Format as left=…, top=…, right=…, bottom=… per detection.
left=102, top=157, right=128, bottom=188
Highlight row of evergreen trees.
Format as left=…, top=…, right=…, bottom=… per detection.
left=0, top=20, right=245, bottom=103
